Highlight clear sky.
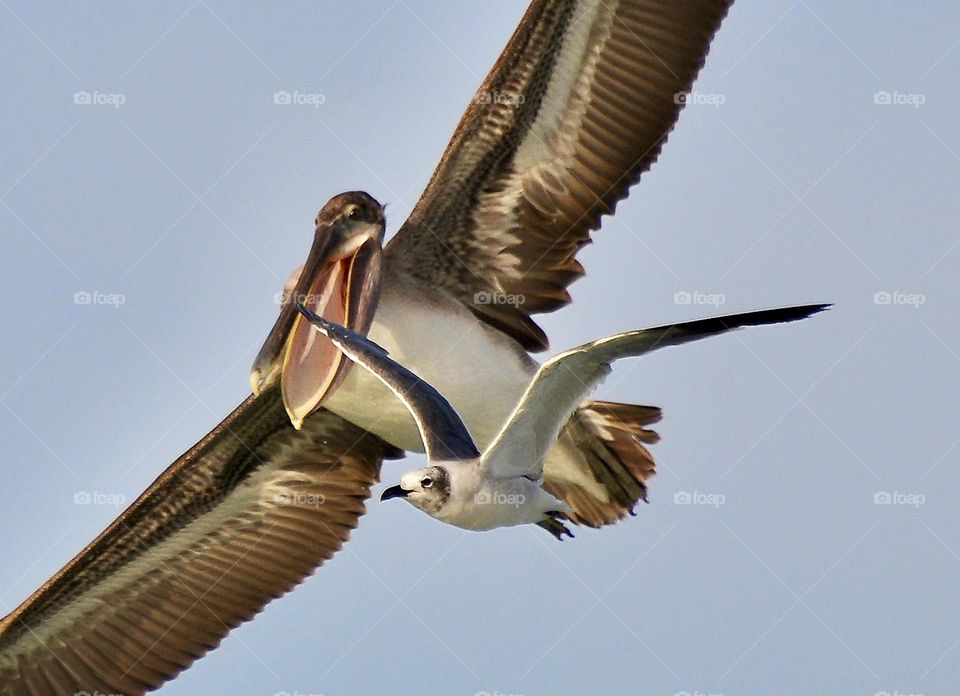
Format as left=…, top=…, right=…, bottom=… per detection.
left=2, top=2, right=958, bottom=695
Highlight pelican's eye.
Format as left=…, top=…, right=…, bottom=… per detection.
left=420, top=477, right=433, bottom=489
left=346, top=205, right=361, bottom=221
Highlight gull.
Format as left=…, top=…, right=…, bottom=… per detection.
left=295, top=303, right=830, bottom=539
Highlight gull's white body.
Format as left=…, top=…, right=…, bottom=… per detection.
left=400, top=462, right=569, bottom=532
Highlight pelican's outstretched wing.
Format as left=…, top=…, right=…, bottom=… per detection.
left=0, top=389, right=400, bottom=696
left=387, top=0, right=735, bottom=350
left=296, top=304, right=481, bottom=463
left=483, top=305, right=830, bottom=478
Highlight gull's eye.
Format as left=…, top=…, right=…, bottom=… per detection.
left=346, top=205, right=360, bottom=221
left=420, top=477, right=433, bottom=489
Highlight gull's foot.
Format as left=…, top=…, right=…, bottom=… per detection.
left=537, top=512, right=574, bottom=541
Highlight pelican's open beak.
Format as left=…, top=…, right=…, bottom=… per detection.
left=251, top=216, right=384, bottom=429
left=380, top=484, right=410, bottom=502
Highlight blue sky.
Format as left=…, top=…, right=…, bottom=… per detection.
left=2, top=2, right=959, bottom=694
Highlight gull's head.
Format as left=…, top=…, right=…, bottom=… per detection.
left=250, top=191, right=386, bottom=428
left=380, top=465, right=450, bottom=517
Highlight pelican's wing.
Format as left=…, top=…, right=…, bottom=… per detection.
left=295, top=305, right=481, bottom=463
left=0, top=388, right=400, bottom=696
left=386, top=0, right=734, bottom=350
left=483, top=305, right=830, bottom=478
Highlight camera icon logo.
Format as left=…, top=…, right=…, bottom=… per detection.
left=873, top=291, right=892, bottom=305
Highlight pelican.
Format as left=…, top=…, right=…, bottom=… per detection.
left=0, top=1, right=752, bottom=693
left=296, top=304, right=828, bottom=538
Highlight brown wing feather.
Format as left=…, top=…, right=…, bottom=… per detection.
left=387, top=0, right=734, bottom=350
left=0, top=388, right=400, bottom=696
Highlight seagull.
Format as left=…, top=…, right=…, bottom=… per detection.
left=296, top=303, right=829, bottom=539
left=0, top=2, right=755, bottom=693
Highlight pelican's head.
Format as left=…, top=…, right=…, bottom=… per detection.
left=381, top=465, right=451, bottom=517
left=251, top=191, right=386, bottom=428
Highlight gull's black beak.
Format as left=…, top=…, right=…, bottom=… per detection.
left=381, top=484, right=410, bottom=502
left=251, top=194, right=385, bottom=429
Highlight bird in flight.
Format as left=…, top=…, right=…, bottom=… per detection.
left=295, top=303, right=829, bottom=540
left=0, top=2, right=792, bottom=694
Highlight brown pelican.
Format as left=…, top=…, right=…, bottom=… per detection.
left=296, top=304, right=828, bottom=538
left=0, top=1, right=748, bottom=693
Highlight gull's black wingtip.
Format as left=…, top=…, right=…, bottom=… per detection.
left=293, top=300, right=318, bottom=323
left=797, top=302, right=832, bottom=315
left=294, top=301, right=336, bottom=336
left=717, top=302, right=832, bottom=328
left=294, top=299, right=393, bottom=357
left=661, top=303, right=831, bottom=343
left=771, top=302, right=832, bottom=322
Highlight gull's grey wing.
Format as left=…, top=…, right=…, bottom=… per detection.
left=386, top=0, right=735, bottom=350
left=0, top=388, right=400, bottom=696
left=296, top=304, right=481, bottom=462
left=483, top=304, right=830, bottom=479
